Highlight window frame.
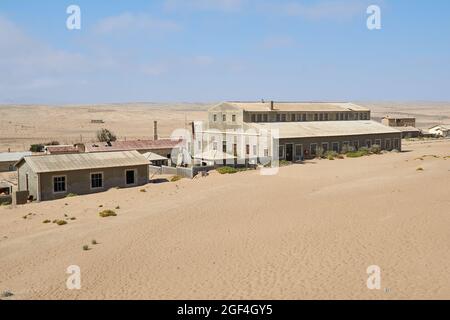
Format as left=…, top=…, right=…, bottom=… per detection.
left=52, top=175, right=67, bottom=194
left=90, top=172, right=104, bottom=190
left=125, top=169, right=137, bottom=186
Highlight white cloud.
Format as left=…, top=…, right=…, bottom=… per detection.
left=94, top=12, right=180, bottom=34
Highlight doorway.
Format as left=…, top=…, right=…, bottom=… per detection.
left=285, top=144, right=294, bottom=161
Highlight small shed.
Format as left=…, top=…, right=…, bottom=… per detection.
left=142, top=152, right=168, bottom=166
left=15, top=151, right=149, bottom=201
left=429, top=125, right=449, bottom=137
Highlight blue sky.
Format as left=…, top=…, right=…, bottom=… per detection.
left=0, top=0, right=449, bottom=104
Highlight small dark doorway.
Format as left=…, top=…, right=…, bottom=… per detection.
left=126, top=170, right=136, bottom=185
left=285, top=144, right=294, bottom=161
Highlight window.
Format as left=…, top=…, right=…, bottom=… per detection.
left=281, top=114, right=286, bottom=122
left=314, top=114, right=318, bottom=121
left=232, top=115, right=236, bottom=122
left=213, top=114, right=217, bottom=122
left=332, top=142, right=340, bottom=153
left=125, top=170, right=136, bottom=185
left=264, top=149, right=269, bottom=157
left=291, top=114, right=296, bottom=122
left=375, top=139, right=381, bottom=147
left=263, top=114, right=268, bottom=122
left=321, top=142, right=329, bottom=153
left=319, top=113, right=324, bottom=121
left=295, top=144, right=303, bottom=160
left=91, top=173, right=103, bottom=189
left=276, top=114, right=281, bottom=122
left=310, top=144, right=317, bottom=156
left=222, top=141, right=227, bottom=153
left=366, top=140, right=372, bottom=148
left=302, top=114, right=307, bottom=122
left=279, top=145, right=285, bottom=159
left=222, top=114, right=226, bottom=122
left=353, top=141, right=360, bottom=150
left=385, top=139, right=391, bottom=150
left=53, top=176, right=66, bottom=193
left=257, top=114, right=262, bottom=122
left=393, top=138, right=400, bottom=150
left=324, top=113, right=329, bottom=121
left=251, top=114, right=256, bottom=122
left=344, top=113, right=349, bottom=121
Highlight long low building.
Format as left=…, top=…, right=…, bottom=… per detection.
left=0, top=151, right=32, bottom=172
left=15, top=151, right=149, bottom=201
left=249, top=120, right=402, bottom=160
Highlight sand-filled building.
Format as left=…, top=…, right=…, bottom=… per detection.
left=193, top=101, right=402, bottom=163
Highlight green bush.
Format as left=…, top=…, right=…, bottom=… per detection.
left=324, top=151, right=338, bottom=160
left=97, top=128, right=117, bottom=142
left=217, top=166, right=238, bottom=174
left=279, top=160, right=292, bottom=167
left=30, top=144, right=45, bottom=152
left=99, top=210, right=117, bottom=218
left=66, top=193, right=77, bottom=198
left=370, top=144, right=381, bottom=154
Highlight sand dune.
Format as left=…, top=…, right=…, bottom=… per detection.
left=1, top=139, right=449, bottom=299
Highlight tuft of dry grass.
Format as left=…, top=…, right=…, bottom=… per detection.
left=99, top=210, right=117, bottom=218
left=42, top=220, right=51, bottom=224
left=416, top=167, right=424, bottom=171
left=55, top=220, right=67, bottom=226
left=82, top=245, right=89, bottom=251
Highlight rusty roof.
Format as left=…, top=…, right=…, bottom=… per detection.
left=45, top=145, right=80, bottom=154
left=84, top=139, right=183, bottom=153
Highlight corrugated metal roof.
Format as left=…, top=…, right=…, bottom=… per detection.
left=0, top=151, right=32, bottom=163
left=45, top=145, right=80, bottom=154
left=18, top=150, right=149, bottom=173
left=221, top=101, right=370, bottom=112
left=84, top=139, right=182, bottom=153
left=249, top=121, right=401, bottom=139
left=142, top=152, right=168, bottom=161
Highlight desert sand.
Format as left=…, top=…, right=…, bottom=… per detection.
left=1, top=102, right=450, bottom=152
left=0, top=138, right=449, bottom=300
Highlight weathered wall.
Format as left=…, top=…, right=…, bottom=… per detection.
left=278, top=132, right=402, bottom=160
left=0, top=161, right=16, bottom=172
left=37, top=165, right=149, bottom=201
left=17, top=161, right=39, bottom=200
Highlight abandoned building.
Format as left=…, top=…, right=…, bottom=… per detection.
left=0, top=151, right=32, bottom=172
left=381, top=116, right=420, bottom=138
left=193, top=101, right=402, bottom=163
left=15, top=151, right=149, bottom=201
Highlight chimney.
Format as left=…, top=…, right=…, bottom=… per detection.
left=270, top=101, right=274, bottom=111
left=153, top=121, right=158, bottom=140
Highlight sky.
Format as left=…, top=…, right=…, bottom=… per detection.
left=0, top=0, right=449, bottom=104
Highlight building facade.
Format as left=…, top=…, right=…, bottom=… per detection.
left=16, top=151, right=149, bottom=201
left=193, top=101, right=401, bottom=164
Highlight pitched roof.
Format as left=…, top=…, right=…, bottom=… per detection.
left=216, top=101, right=370, bottom=112
left=249, top=121, right=401, bottom=139
left=0, top=151, right=32, bottom=163
left=16, top=151, right=149, bottom=173
left=84, top=139, right=182, bottom=153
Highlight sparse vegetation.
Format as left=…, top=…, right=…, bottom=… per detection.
left=370, top=144, right=381, bottom=154
left=70, top=217, right=76, bottom=221
left=170, top=175, right=183, bottom=182
left=217, top=166, right=239, bottom=174
left=43, top=219, right=51, bottom=224
left=99, top=210, right=117, bottom=218
left=55, top=220, right=67, bottom=226
left=324, top=151, right=338, bottom=160
left=140, top=188, right=147, bottom=192
left=66, top=193, right=77, bottom=198
left=417, top=167, right=424, bottom=171
left=91, top=239, right=98, bottom=245
left=279, top=160, right=292, bottom=167
left=96, top=128, right=117, bottom=142
left=115, top=206, right=120, bottom=210
left=0, top=290, right=13, bottom=298
left=83, top=245, right=89, bottom=251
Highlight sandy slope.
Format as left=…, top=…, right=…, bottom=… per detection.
left=0, top=140, right=449, bottom=300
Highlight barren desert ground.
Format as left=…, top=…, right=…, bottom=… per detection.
left=0, top=102, right=449, bottom=152
left=0, top=136, right=449, bottom=299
